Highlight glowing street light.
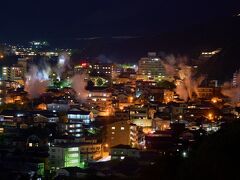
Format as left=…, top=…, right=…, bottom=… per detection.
left=208, top=113, right=214, bottom=121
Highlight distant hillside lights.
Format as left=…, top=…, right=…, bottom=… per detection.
left=199, top=48, right=222, bottom=60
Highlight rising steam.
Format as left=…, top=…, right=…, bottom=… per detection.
left=221, top=72, right=240, bottom=106
left=71, top=73, right=89, bottom=102
left=24, top=65, right=50, bottom=98
left=55, top=53, right=70, bottom=80
left=162, top=55, right=204, bottom=101
left=24, top=53, right=70, bottom=98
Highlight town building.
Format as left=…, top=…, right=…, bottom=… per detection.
left=110, top=144, right=140, bottom=160
left=137, top=52, right=165, bottom=81
left=105, top=120, right=138, bottom=148
left=89, top=63, right=114, bottom=79
left=49, top=145, right=84, bottom=170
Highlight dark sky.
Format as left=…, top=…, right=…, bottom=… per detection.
left=0, top=0, right=239, bottom=41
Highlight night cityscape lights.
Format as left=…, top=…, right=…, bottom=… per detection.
left=0, top=1, right=239, bottom=179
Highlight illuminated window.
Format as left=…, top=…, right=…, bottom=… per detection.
left=69, top=159, right=79, bottom=163
left=121, top=127, right=125, bottom=130
left=68, top=147, right=78, bottom=151
left=68, top=153, right=79, bottom=158
left=111, top=127, right=115, bottom=130
left=112, top=132, right=115, bottom=134
left=29, top=143, right=33, bottom=147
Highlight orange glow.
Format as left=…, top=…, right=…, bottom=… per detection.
left=142, top=127, right=152, bottom=134
left=164, top=90, right=174, bottom=103
left=36, top=103, right=47, bottom=110
left=128, top=96, right=134, bottom=103
left=208, top=113, right=214, bottom=121
left=211, top=97, right=222, bottom=104
left=14, top=96, right=22, bottom=101
left=5, top=97, right=14, bottom=104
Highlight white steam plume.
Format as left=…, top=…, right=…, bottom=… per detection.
left=221, top=72, right=240, bottom=106
left=55, top=53, right=70, bottom=80
left=24, top=65, right=50, bottom=98
left=71, top=73, right=89, bottom=102
left=162, top=55, right=204, bottom=101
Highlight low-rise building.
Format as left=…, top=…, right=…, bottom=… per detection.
left=49, top=145, right=84, bottom=170
left=106, top=120, right=138, bottom=148
left=197, top=87, right=214, bottom=99
left=79, top=143, right=102, bottom=162
left=110, top=144, right=140, bottom=160
left=47, top=100, right=70, bottom=112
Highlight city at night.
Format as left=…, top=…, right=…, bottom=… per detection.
left=0, top=0, right=240, bottom=179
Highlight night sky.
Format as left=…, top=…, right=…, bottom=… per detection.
left=0, top=0, right=239, bottom=41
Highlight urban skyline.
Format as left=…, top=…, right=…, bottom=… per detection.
left=0, top=1, right=240, bottom=180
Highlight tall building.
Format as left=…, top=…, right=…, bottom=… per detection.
left=0, top=57, right=28, bottom=85
left=232, top=70, right=240, bottom=87
left=17, top=57, right=28, bottom=75
left=137, top=52, right=165, bottom=81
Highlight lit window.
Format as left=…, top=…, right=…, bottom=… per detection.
left=29, top=143, right=33, bottom=147
left=68, top=147, right=78, bottom=151
left=69, top=159, right=79, bottom=163
left=68, top=153, right=79, bottom=158
left=111, top=127, right=115, bottom=130
left=121, top=127, right=125, bottom=130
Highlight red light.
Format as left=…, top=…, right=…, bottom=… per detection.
left=79, top=60, right=89, bottom=68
